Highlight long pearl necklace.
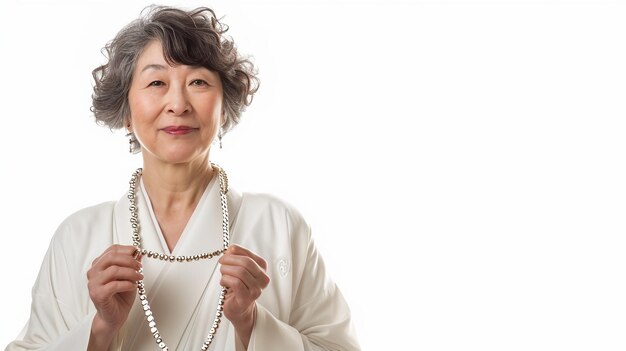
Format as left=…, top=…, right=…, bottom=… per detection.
left=128, top=163, right=229, bottom=351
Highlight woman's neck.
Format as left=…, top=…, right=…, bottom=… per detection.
left=140, top=157, right=215, bottom=251
left=140, top=157, right=214, bottom=213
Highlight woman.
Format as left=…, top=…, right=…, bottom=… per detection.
left=6, top=5, right=359, bottom=351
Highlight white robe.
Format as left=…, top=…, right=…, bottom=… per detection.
left=5, top=174, right=360, bottom=351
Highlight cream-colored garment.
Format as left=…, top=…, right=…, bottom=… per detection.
left=5, top=174, right=360, bottom=351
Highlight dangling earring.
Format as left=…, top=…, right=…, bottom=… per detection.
left=126, top=132, right=139, bottom=154
left=218, top=129, right=223, bottom=149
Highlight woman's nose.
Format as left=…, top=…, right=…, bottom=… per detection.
left=166, top=86, right=191, bottom=116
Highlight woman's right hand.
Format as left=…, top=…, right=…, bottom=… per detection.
left=87, top=245, right=143, bottom=337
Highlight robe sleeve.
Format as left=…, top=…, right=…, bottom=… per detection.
left=5, top=221, right=96, bottom=351
left=246, top=216, right=360, bottom=351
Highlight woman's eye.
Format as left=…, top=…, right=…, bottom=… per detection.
left=148, top=80, right=164, bottom=87
left=191, top=79, right=209, bottom=86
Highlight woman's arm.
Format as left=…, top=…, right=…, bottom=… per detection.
left=6, top=230, right=95, bottom=351
left=242, top=212, right=360, bottom=351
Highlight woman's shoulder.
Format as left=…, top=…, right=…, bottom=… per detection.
left=238, top=191, right=310, bottom=231
left=60, top=201, right=117, bottom=228
left=240, top=192, right=305, bottom=218
left=234, top=192, right=313, bottom=254
left=52, top=201, right=117, bottom=243
left=34, top=201, right=119, bottom=269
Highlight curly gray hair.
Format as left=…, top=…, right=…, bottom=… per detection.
left=91, top=5, right=259, bottom=141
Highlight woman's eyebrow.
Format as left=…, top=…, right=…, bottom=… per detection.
left=141, top=64, right=208, bottom=73
left=140, top=64, right=167, bottom=73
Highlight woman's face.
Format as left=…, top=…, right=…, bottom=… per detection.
left=127, top=40, right=223, bottom=166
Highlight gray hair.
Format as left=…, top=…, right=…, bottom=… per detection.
left=91, top=5, right=259, bottom=135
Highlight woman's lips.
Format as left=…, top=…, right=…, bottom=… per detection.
left=162, top=126, right=197, bottom=135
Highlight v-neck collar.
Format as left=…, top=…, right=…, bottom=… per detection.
left=138, top=174, right=218, bottom=256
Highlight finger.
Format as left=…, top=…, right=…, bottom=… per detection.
left=102, top=244, right=139, bottom=257
left=106, top=280, right=138, bottom=294
left=219, top=254, right=267, bottom=281
left=95, top=280, right=138, bottom=301
left=220, top=272, right=266, bottom=302
left=222, top=260, right=269, bottom=290
left=220, top=265, right=257, bottom=290
left=132, top=247, right=140, bottom=259
left=91, top=245, right=141, bottom=268
left=94, top=266, right=143, bottom=286
left=94, top=251, right=142, bottom=271
left=220, top=274, right=251, bottom=296
left=225, top=245, right=268, bottom=270
left=221, top=260, right=270, bottom=289
left=112, top=245, right=143, bottom=259
left=88, top=257, right=141, bottom=280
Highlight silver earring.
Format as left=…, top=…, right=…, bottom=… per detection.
left=218, top=129, right=223, bottom=149
left=126, top=132, right=139, bottom=154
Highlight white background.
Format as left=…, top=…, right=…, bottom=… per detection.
left=1, top=0, right=625, bottom=350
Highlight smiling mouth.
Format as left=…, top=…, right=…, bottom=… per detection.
left=162, top=126, right=197, bottom=135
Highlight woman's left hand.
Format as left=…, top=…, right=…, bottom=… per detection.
left=219, top=245, right=270, bottom=345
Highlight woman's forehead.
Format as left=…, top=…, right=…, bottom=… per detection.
left=135, top=41, right=212, bottom=73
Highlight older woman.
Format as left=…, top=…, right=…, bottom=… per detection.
left=5, top=6, right=359, bottom=351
